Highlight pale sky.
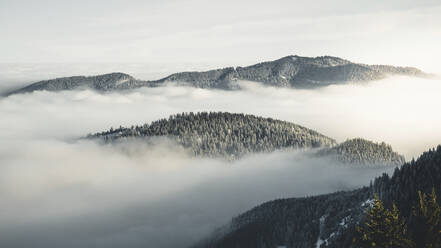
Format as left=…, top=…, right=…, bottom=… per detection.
left=1, top=0, right=440, bottom=72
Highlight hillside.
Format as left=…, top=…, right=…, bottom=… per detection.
left=193, top=146, right=441, bottom=248
left=5, top=55, right=428, bottom=95
left=89, top=112, right=337, bottom=159
left=157, top=55, right=426, bottom=89
left=317, top=138, right=405, bottom=167
left=5, top=72, right=150, bottom=95
left=89, top=113, right=405, bottom=164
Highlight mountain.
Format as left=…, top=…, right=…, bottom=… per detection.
left=193, top=145, right=441, bottom=248
left=5, top=72, right=151, bottom=96
left=155, top=56, right=426, bottom=89
left=89, top=112, right=404, bottom=164
left=88, top=112, right=337, bottom=159
left=316, top=138, right=405, bottom=167
left=5, top=55, right=428, bottom=95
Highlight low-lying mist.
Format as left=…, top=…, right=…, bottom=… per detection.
left=0, top=138, right=392, bottom=248
left=1, top=75, right=440, bottom=158
left=0, top=75, right=440, bottom=247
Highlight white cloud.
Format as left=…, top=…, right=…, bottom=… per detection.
left=0, top=74, right=440, bottom=247
left=0, top=138, right=392, bottom=248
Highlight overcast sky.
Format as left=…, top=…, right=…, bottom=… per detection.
left=1, top=2, right=440, bottom=246
left=1, top=0, right=440, bottom=72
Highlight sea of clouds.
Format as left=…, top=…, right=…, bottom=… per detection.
left=0, top=73, right=440, bottom=247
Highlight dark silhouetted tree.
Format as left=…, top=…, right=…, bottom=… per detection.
left=354, top=195, right=414, bottom=248
left=411, top=188, right=441, bottom=248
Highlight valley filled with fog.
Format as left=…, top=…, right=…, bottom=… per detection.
left=0, top=74, right=440, bottom=247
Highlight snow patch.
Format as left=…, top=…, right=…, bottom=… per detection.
left=115, top=78, right=130, bottom=86
left=316, top=239, right=325, bottom=248
left=361, top=198, right=375, bottom=208
left=339, top=216, right=350, bottom=228
left=316, top=215, right=328, bottom=248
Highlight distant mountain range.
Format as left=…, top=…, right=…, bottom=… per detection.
left=192, top=146, right=441, bottom=248
left=89, top=112, right=404, bottom=166
left=5, top=55, right=429, bottom=96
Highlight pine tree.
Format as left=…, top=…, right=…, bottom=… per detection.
left=354, top=195, right=414, bottom=248
left=411, top=188, right=441, bottom=248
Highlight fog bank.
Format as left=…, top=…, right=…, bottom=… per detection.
left=1, top=76, right=440, bottom=158
left=0, top=75, right=440, bottom=247
left=0, top=138, right=392, bottom=248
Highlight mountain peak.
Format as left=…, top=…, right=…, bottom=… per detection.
left=97, top=72, right=134, bottom=79
left=5, top=72, right=143, bottom=95
left=5, top=55, right=429, bottom=96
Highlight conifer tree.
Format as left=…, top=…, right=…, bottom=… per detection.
left=354, top=195, right=414, bottom=248
left=412, top=188, right=441, bottom=248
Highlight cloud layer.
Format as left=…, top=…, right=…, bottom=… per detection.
left=2, top=76, right=439, bottom=157
left=0, top=139, right=393, bottom=248
left=0, top=76, right=440, bottom=247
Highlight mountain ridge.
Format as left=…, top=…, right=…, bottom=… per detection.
left=88, top=112, right=404, bottom=165
left=88, top=112, right=337, bottom=160
left=5, top=55, right=430, bottom=96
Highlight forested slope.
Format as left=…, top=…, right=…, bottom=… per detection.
left=90, top=113, right=404, bottom=165
left=193, top=145, right=441, bottom=248
left=5, top=72, right=148, bottom=95
left=317, top=138, right=405, bottom=167
left=89, top=112, right=336, bottom=159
